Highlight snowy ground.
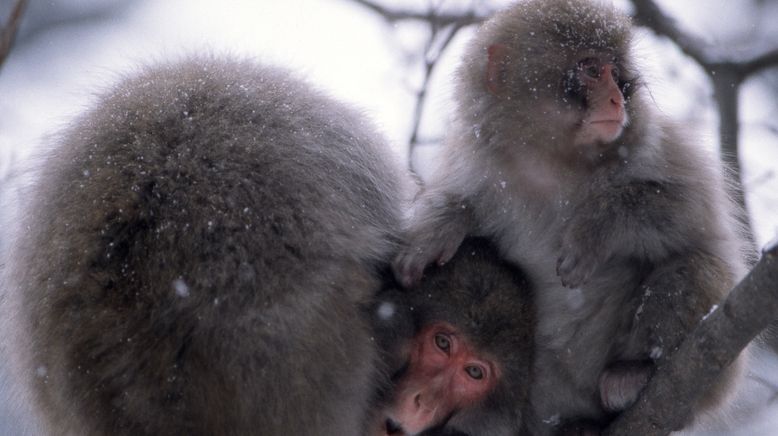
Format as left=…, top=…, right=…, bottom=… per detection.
left=1, top=0, right=776, bottom=434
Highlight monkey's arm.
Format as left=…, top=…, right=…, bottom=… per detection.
left=393, top=190, right=474, bottom=288
left=556, top=177, right=697, bottom=288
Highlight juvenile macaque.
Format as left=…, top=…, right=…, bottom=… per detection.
left=372, top=238, right=535, bottom=436
left=394, top=0, right=753, bottom=433
left=2, top=56, right=409, bottom=435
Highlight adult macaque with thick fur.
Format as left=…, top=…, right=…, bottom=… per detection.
left=2, top=57, right=408, bottom=435
left=372, top=238, right=535, bottom=436
left=394, top=0, right=752, bottom=434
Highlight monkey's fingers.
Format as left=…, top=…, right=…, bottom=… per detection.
left=436, top=239, right=462, bottom=267
left=556, top=254, right=580, bottom=288
left=556, top=252, right=596, bottom=288
left=393, top=250, right=428, bottom=288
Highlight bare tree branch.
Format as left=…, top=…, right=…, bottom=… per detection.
left=606, top=244, right=778, bottom=436
left=349, top=0, right=487, bottom=27
left=631, top=0, right=778, bottom=75
left=407, top=20, right=467, bottom=173
left=0, top=0, right=28, bottom=71
left=345, top=0, right=491, bottom=173
left=708, top=64, right=757, bottom=249
left=630, top=0, right=710, bottom=66
left=740, top=47, right=778, bottom=77
left=630, top=0, right=778, bottom=249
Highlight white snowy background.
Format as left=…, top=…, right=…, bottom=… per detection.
left=0, top=0, right=776, bottom=434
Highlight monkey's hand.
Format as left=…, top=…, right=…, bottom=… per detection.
left=556, top=220, right=607, bottom=288
left=393, top=223, right=467, bottom=288
left=393, top=196, right=472, bottom=288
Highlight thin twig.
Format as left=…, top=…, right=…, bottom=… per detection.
left=0, top=0, right=28, bottom=71
left=407, top=20, right=467, bottom=172
left=349, top=0, right=486, bottom=26
left=740, top=47, right=778, bottom=77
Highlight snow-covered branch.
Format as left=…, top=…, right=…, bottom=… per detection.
left=606, top=244, right=778, bottom=436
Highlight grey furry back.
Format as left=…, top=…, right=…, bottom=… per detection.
left=4, top=56, right=406, bottom=435
left=53, top=57, right=401, bottom=265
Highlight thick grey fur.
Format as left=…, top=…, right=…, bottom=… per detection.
left=394, top=1, right=754, bottom=434
left=3, top=56, right=408, bottom=436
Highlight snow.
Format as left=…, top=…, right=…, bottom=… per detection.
left=172, top=278, right=190, bottom=298
left=542, top=413, right=561, bottom=426
left=702, top=304, right=719, bottom=321
left=34, top=366, right=47, bottom=379
left=0, top=0, right=776, bottom=433
left=376, top=301, right=396, bottom=320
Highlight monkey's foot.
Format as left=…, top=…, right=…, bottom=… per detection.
left=599, top=361, right=653, bottom=413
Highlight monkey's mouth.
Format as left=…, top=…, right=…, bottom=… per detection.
left=589, top=119, right=624, bottom=126
left=588, top=118, right=626, bottom=143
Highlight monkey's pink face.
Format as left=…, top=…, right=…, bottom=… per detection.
left=486, top=45, right=634, bottom=152
left=377, top=322, right=500, bottom=435
left=569, top=57, right=630, bottom=147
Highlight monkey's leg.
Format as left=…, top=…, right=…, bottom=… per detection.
left=601, top=251, right=739, bottom=419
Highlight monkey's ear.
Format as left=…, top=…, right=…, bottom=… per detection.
left=486, top=43, right=509, bottom=96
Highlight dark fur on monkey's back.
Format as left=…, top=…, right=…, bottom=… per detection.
left=9, top=57, right=405, bottom=435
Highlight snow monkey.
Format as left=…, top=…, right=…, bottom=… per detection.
left=371, top=238, right=535, bottom=436
left=3, top=56, right=411, bottom=436
left=393, top=0, right=753, bottom=434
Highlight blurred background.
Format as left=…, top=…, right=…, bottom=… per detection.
left=0, top=0, right=776, bottom=434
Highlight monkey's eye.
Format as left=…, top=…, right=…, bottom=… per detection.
left=434, top=333, right=451, bottom=352
left=465, top=365, right=485, bottom=380
left=610, top=65, right=620, bottom=81
left=578, top=58, right=601, bottom=79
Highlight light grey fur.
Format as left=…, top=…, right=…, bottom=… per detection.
left=2, top=56, right=409, bottom=436
left=394, top=1, right=753, bottom=434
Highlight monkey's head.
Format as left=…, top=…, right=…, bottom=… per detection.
left=374, top=238, right=534, bottom=435
left=457, top=0, right=644, bottom=163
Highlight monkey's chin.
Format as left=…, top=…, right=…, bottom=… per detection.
left=592, top=120, right=625, bottom=143
left=575, top=121, right=625, bottom=148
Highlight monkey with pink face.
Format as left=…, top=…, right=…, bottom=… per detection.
left=372, top=238, right=535, bottom=436
left=395, top=0, right=753, bottom=434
